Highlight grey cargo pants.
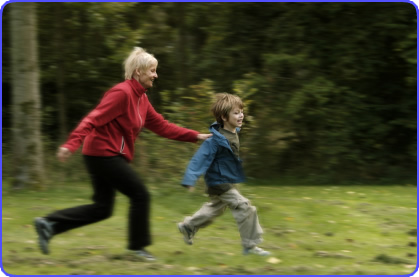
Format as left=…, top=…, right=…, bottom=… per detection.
left=183, top=188, right=263, bottom=248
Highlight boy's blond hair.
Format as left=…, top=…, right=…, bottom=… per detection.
left=211, top=93, right=244, bottom=125
left=124, top=47, right=158, bottom=80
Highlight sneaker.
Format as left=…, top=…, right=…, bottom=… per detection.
left=177, top=222, right=194, bottom=245
left=243, top=246, right=270, bottom=256
left=34, top=217, right=54, bottom=255
left=133, top=249, right=156, bottom=261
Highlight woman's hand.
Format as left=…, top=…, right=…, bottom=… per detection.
left=57, top=147, right=72, bottom=162
left=197, top=133, right=212, bottom=140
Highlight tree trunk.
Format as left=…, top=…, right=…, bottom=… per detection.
left=176, top=4, right=189, bottom=88
left=54, top=3, right=67, bottom=140
left=10, top=2, right=44, bottom=189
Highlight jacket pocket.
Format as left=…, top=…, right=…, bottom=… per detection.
left=218, top=160, right=237, bottom=180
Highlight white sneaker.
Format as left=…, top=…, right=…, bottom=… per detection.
left=243, top=246, right=270, bottom=256
left=133, top=249, right=156, bottom=261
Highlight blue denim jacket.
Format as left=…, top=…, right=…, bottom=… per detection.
left=182, top=122, right=245, bottom=187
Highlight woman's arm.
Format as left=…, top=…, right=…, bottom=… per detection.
left=60, top=89, right=127, bottom=154
left=144, top=101, right=201, bottom=142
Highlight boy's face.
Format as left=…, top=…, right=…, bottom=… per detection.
left=223, top=106, right=244, bottom=131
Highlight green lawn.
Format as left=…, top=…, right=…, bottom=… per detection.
left=2, top=181, right=417, bottom=275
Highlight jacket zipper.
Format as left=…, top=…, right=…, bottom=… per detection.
left=137, top=97, right=143, bottom=128
left=120, top=136, right=126, bottom=154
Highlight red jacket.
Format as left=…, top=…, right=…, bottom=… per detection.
left=62, top=79, right=199, bottom=162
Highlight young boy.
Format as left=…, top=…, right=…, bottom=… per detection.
left=177, top=93, right=270, bottom=256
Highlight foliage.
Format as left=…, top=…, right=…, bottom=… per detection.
left=2, top=2, right=416, bottom=185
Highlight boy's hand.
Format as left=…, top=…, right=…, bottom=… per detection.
left=182, top=185, right=195, bottom=192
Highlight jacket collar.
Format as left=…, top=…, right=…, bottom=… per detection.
left=209, top=122, right=241, bottom=158
left=126, top=79, right=147, bottom=97
left=209, top=122, right=240, bottom=141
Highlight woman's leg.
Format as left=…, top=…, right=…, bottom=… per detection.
left=103, top=156, right=150, bottom=250
left=45, top=155, right=116, bottom=235
left=44, top=155, right=150, bottom=251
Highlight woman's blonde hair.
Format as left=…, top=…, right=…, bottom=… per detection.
left=124, top=47, right=158, bottom=80
left=211, top=93, right=244, bottom=124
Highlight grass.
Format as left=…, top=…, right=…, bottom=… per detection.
left=2, top=180, right=417, bottom=275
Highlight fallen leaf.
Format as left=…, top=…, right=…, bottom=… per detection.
left=267, top=257, right=281, bottom=264
left=288, top=243, right=298, bottom=249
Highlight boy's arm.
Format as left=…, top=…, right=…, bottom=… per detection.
left=182, top=138, right=217, bottom=187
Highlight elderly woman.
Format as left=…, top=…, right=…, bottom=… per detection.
left=34, top=47, right=211, bottom=261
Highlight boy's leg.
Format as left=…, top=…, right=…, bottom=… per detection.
left=219, top=189, right=264, bottom=249
left=180, top=196, right=227, bottom=243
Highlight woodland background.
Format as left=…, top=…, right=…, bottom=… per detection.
left=2, top=2, right=417, bottom=188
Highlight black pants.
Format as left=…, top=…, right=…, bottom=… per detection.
left=46, top=155, right=150, bottom=250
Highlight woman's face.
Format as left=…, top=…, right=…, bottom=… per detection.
left=138, top=65, right=158, bottom=89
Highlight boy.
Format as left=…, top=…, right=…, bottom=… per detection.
left=177, top=93, right=270, bottom=256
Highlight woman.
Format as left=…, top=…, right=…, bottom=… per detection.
left=34, top=47, right=211, bottom=261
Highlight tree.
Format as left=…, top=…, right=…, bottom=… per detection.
left=9, top=3, right=44, bottom=188
left=2, top=3, right=415, bottom=185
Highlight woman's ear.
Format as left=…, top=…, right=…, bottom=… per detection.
left=135, top=69, right=141, bottom=76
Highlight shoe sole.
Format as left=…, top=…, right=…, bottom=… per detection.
left=34, top=218, right=49, bottom=255
left=131, top=250, right=156, bottom=261
left=137, top=255, right=156, bottom=262
left=177, top=223, right=193, bottom=245
left=243, top=250, right=271, bottom=256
